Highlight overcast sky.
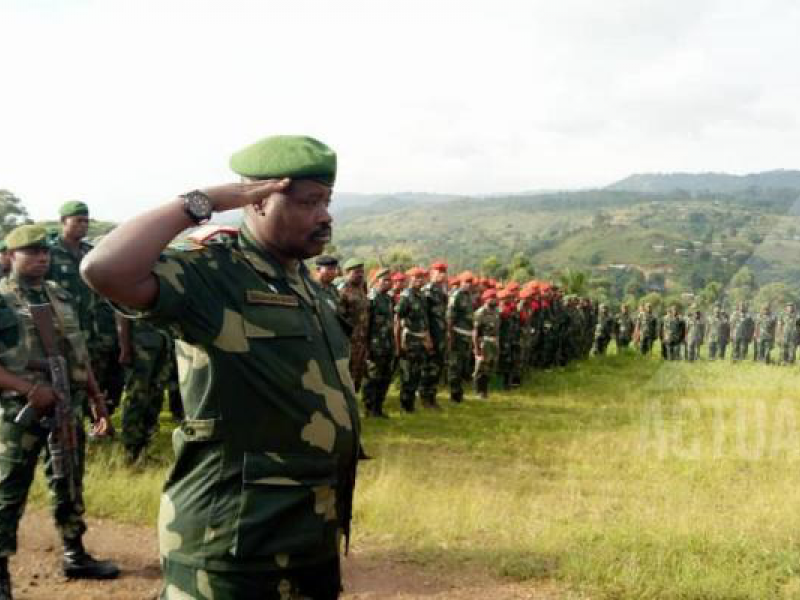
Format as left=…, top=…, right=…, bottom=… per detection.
left=1, top=0, right=799, bottom=221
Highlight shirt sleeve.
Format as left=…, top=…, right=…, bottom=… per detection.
left=116, top=248, right=222, bottom=346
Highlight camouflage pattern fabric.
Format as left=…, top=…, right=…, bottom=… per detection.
left=592, top=310, right=615, bottom=355
left=514, top=302, right=532, bottom=385
left=120, top=320, right=173, bottom=459
left=497, top=305, right=520, bottom=389
left=661, top=313, right=683, bottom=361
left=777, top=310, right=799, bottom=365
left=446, top=287, right=474, bottom=402
left=119, top=226, right=360, bottom=583
left=394, top=287, right=430, bottom=412
left=634, top=311, right=658, bottom=355
left=0, top=276, right=90, bottom=555
left=472, top=304, right=500, bottom=397
left=46, top=235, right=96, bottom=337
left=706, top=312, right=728, bottom=360
left=686, top=315, right=705, bottom=361
left=615, top=311, right=634, bottom=350
left=754, top=312, right=777, bottom=363
left=361, top=288, right=394, bottom=416
left=161, top=554, right=341, bottom=599
left=730, top=309, right=755, bottom=361
left=337, top=282, right=369, bottom=392
left=91, top=298, right=124, bottom=413
left=419, top=282, right=448, bottom=404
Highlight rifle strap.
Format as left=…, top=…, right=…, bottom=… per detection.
left=29, top=303, right=62, bottom=358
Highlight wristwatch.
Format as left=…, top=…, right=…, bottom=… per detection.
left=181, top=190, right=214, bottom=225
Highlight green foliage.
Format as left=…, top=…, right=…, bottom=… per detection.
left=0, top=190, right=30, bottom=236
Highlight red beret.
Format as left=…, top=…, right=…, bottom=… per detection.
left=391, top=272, right=406, bottom=282
left=481, top=289, right=497, bottom=301
left=430, top=261, right=448, bottom=272
left=407, top=267, right=427, bottom=277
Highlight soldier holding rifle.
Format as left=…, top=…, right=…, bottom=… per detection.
left=0, top=225, right=117, bottom=600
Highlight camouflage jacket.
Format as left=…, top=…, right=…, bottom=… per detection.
left=755, top=314, right=777, bottom=342
left=126, top=226, right=360, bottom=573
left=595, top=313, right=615, bottom=340
left=499, top=305, right=520, bottom=354
left=0, top=275, right=89, bottom=402
left=778, top=312, right=800, bottom=345
left=46, top=235, right=96, bottom=335
left=337, top=281, right=369, bottom=343
left=422, top=282, right=448, bottom=344
left=686, top=317, right=705, bottom=344
left=317, top=282, right=340, bottom=314
left=447, top=287, right=474, bottom=338
left=635, top=312, right=659, bottom=340
left=615, top=312, right=634, bottom=341
left=473, top=304, right=500, bottom=345
left=730, top=310, right=755, bottom=341
left=706, top=314, right=729, bottom=343
left=366, top=289, right=395, bottom=357
left=661, top=314, right=684, bottom=344
left=395, top=288, right=429, bottom=350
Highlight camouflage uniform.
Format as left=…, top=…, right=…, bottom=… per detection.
left=754, top=310, right=777, bottom=363
left=730, top=308, right=755, bottom=361
left=120, top=319, right=173, bottom=460
left=592, top=306, right=615, bottom=355
left=777, top=308, right=800, bottom=365
left=419, top=281, right=448, bottom=406
left=337, top=281, right=369, bottom=392
left=661, top=311, right=683, bottom=361
left=497, top=302, right=520, bottom=389
left=706, top=310, right=728, bottom=360
left=634, top=309, right=658, bottom=355
left=446, top=286, right=474, bottom=403
left=0, top=275, right=90, bottom=556
left=686, top=313, right=705, bottom=361
left=473, top=303, right=500, bottom=398
left=117, top=227, right=359, bottom=599
left=514, top=300, right=532, bottom=385
left=394, top=287, right=430, bottom=412
left=614, top=309, right=634, bottom=351
left=46, top=235, right=96, bottom=342
left=361, top=287, right=395, bottom=416
left=91, top=299, right=124, bottom=413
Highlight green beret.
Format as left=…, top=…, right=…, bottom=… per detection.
left=229, top=135, right=336, bottom=185
left=59, top=200, right=89, bottom=218
left=343, top=258, right=364, bottom=272
left=373, top=267, right=391, bottom=280
left=5, top=225, right=49, bottom=251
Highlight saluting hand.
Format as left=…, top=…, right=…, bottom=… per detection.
left=201, top=178, right=292, bottom=213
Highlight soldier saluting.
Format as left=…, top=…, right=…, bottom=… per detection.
left=0, top=225, right=117, bottom=600
left=82, top=136, right=360, bottom=599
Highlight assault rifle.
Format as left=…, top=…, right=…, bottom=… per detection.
left=15, top=304, right=79, bottom=501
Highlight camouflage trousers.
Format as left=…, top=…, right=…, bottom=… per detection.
left=348, top=337, right=368, bottom=393
left=663, top=341, right=682, bottom=361
left=473, top=340, right=498, bottom=396
left=399, top=346, right=426, bottom=411
left=447, top=334, right=473, bottom=402
left=708, top=341, right=723, bottom=360
left=362, top=353, right=393, bottom=415
left=161, top=556, right=341, bottom=600
left=90, top=340, right=125, bottom=415
left=419, top=341, right=446, bottom=404
left=121, top=331, right=172, bottom=458
left=755, top=340, right=774, bottom=363
left=593, top=335, right=611, bottom=356
left=616, top=337, right=631, bottom=351
left=0, top=399, right=87, bottom=556
left=780, top=343, right=797, bottom=364
left=497, top=344, right=517, bottom=389
left=731, top=339, right=750, bottom=361
left=638, top=337, right=655, bottom=355
left=687, top=342, right=701, bottom=362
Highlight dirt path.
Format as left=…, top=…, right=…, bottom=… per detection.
left=7, top=511, right=567, bottom=599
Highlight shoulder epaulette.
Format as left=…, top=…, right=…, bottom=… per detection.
left=186, top=225, right=240, bottom=247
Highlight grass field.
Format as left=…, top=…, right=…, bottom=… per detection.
left=32, top=351, right=800, bottom=599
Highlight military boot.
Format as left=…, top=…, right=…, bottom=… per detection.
left=0, top=557, right=12, bottom=600
left=62, top=537, right=120, bottom=580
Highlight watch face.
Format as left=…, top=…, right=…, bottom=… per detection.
left=186, top=191, right=212, bottom=221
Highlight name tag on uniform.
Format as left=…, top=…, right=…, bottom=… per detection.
left=246, top=290, right=299, bottom=307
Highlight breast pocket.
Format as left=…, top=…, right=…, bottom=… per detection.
left=232, top=451, right=338, bottom=559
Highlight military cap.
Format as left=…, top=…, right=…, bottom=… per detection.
left=315, top=254, right=339, bottom=267
left=430, top=261, right=448, bottom=272
left=229, top=135, right=337, bottom=185
left=407, top=267, right=427, bottom=277
left=390, top=272, right=406, bottom=282
left=59, top=200, right=89, bottom=218
left=5, top=224, right=49, bottom=251
left=373, top=267, right=391, bottom=281
left=342, top=258, right=364, bottom=272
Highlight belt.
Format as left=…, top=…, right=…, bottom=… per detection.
left=404, top=329, right=428, bottom=338
left=453, top=327, right=473, bottom=337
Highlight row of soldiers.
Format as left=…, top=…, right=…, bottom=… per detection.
left=314, top=256, right=601, bottom=417
left=0, top=202, right=182, bottom=462
left=592, top=301, right=800, bottom=364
